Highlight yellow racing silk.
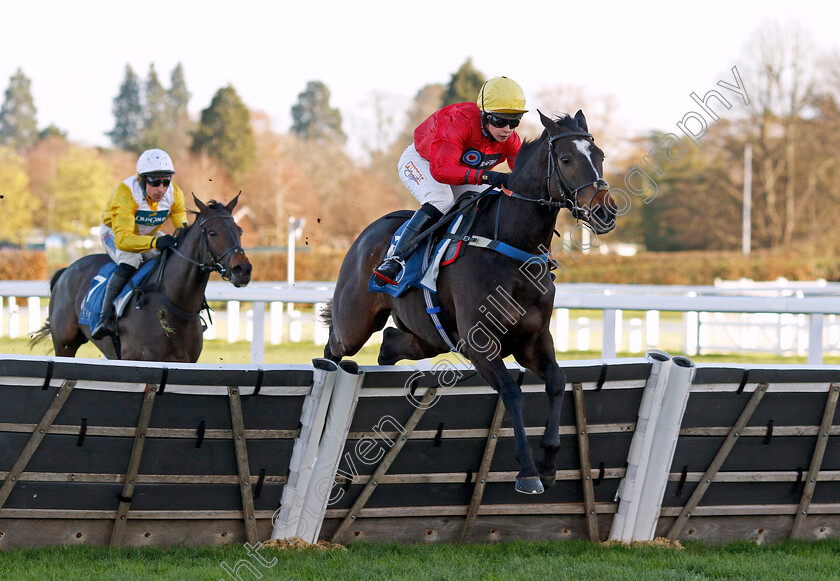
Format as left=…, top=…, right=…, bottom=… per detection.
left=101, top=176, right=187, bottom=253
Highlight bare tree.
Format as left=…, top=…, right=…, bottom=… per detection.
left=742, top=21, right=820, bottom=246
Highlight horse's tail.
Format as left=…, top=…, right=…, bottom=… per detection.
left=30, top=268, right=66, bottom=349
left=320, top=300, right=333, bottom=327
left=29, top=321, right=52, bottom=349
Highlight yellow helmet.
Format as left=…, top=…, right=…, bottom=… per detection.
left=476, top=76, right=528, bottom=115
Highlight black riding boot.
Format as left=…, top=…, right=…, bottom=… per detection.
left=90, top=263, right=137, bottom=340
left=374, top=203, right=443, bottom=286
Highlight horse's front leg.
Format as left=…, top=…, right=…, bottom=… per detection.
left=514, top=330, right=567, bottom=488
left=470, top=354, right=544, bottom=494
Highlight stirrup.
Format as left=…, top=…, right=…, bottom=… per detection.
left=91, top=316, right=116, bottom=340
left=373, top=258, right=406, bottom=286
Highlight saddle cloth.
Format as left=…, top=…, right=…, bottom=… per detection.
left=367, top=214, right=467, bottom=298
left=79, top=259, right=158, bottom=329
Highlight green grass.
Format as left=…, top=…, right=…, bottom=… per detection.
left=1, top=539, right=839, bottom=581
left=10, top=336, right=840, bottom=366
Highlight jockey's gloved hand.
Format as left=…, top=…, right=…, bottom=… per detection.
left=481, top=171, right=509, bottom=189
left=154, top=235, right=176, bottom=250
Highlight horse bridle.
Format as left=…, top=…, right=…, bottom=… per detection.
left=169, top=214, right=245, bottom=281
left=547, top=131, right=609, bottom=220
left=507, top=130, right=609, bottom=221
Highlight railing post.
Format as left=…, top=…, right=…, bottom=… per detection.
left=628, top=318, right=642, bottom=353
left=645, top=310, right=659, bottom=349
left=614, top=309, right=623, bottom=353
left=602, top=309, right=617, bottom=358
left=554, top=308, right=569, bottom=352
left=577, top=317, right=590, bottom=352
left=8, top=297, right=18, bottom=339
left=683, top=292, right=698, bottom=356
left=270, top=301, right=284, bottom=344
left=809, top=313, right=824, bottom=365
left=314, top=302, right=328, bottom=345
left=27, top=297, right=40, bottom=333
left=227, top=300, right=240, bottom=343
left=251, top=301, right=265, bottom=364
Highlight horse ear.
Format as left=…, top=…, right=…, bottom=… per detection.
left=574, top=109, right=589, bottom=132
left=226, top=191, right=241, bottom=214
left=537, top=109, right=559, bottom=136
left=193, top=193, right=208, bottom=213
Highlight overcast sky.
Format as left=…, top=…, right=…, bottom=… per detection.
left=2, top=0, right=838, bottom=153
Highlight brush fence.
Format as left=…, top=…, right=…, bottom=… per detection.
left=0, top=352, right=837, bottom=548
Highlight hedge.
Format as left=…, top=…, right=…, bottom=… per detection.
left=4, top=248, right=838, bottom=286
left=0, top=250, right=47, bottom=280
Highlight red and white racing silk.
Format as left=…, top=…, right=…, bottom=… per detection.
left=413, top=102, right=521, bottom=186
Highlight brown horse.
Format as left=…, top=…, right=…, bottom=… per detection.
left=32, top=194, right=252, bottom=362
left=324, top=110, right=615, bottom=494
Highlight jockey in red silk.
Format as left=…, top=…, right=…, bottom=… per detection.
left=374, top=76, right=528, bottom=286
left=90, top=148, right=188, bottom=340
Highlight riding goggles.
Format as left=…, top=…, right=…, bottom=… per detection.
left=485, top=113, right=521, bottom=129
left=145, top=177, right=171, bottom=188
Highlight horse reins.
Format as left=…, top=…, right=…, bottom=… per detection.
left=168, top=214, right=245, bottom=281
left=384, top=128, right=610, bottom=258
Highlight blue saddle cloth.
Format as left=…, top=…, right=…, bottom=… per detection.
left=367, top=220, right=433, bottom=298
left=79, top=259, right=158, bottom=328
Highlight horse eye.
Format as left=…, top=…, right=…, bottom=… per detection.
left=560, top=156, right=572, bottom=166
left=207, top=229, right=217, bottom=237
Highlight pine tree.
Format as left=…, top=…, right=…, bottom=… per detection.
left=0, top=68, right=38, bottom=151
left=138, top=64, right=168, bottom=151
left=107, top=65, right=142, bottom=151
left=166, top=62, right=192, bottom=155
left=442, top=58, right=485, bottom=108
left=290, top=81, right=345, bottom=143
left=191, top=84, right=256, bottom=177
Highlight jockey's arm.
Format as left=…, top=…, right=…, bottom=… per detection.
left=110, top=187, right=158, bottom=253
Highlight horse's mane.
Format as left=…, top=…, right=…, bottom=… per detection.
left=516, top=113, right=583, bottom=160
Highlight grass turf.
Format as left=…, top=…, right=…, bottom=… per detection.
left=1, top=539, right=839, bottom=581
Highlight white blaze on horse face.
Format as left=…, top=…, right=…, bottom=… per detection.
left=573, top=139, right=602, bottom=180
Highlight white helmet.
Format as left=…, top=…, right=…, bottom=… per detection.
left=136, top=148, right=175, bottom=176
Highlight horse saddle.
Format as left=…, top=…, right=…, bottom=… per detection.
left=79, top=259, right=159, bottom=329
left=367, top=202, right=482, bottom=298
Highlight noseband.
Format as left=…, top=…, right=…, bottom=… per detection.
left=170, top=214, right=245, bottom=281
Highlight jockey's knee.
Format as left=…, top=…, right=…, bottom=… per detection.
left=115, top=261, right=138, bottom=276
left=116, top=253, right=143, bottom=270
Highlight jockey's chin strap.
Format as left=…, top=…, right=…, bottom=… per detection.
left=167, top=214, right=245, bottom=282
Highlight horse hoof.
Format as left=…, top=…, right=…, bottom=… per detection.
left=515, top=476, right=545, bottom=495
left=539, top=470, right=557, bottom=489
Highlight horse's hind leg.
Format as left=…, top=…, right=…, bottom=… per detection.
left=514, top=331, right=567, bottom=488
left=325, top=304, right=390, bottom=363
left=378, top=327, right=442, bottom=365
left=51, top=319, right=88, bottom=357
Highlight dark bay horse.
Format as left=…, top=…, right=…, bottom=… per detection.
left=32, top=194, right=252, bottom=362
left=324, top=110, right=615, bottom=494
